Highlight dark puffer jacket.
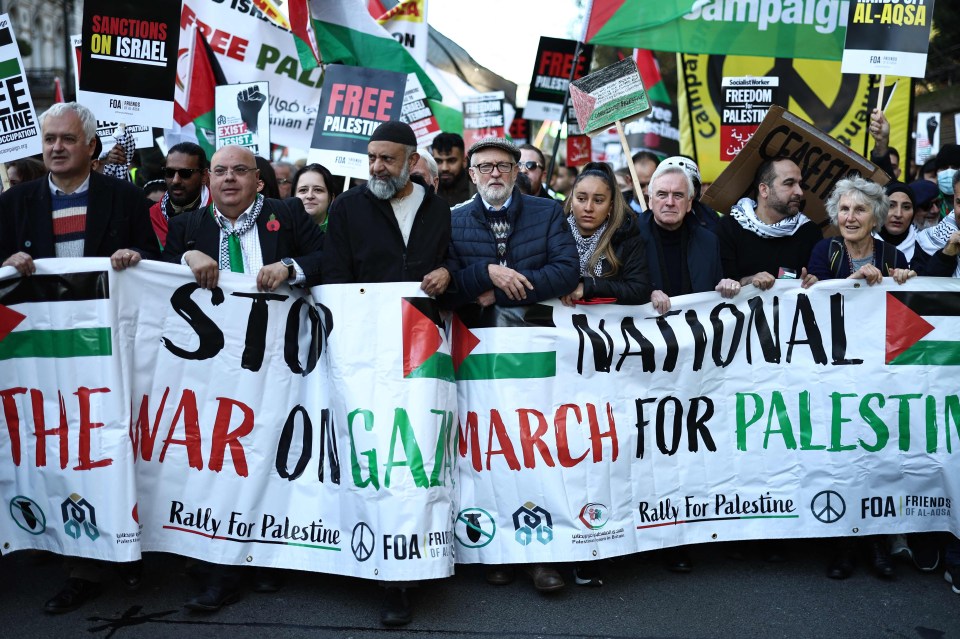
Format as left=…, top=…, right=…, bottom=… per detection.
left=444, top=188, right=579, bottom=308
left=581, top=219, right=652, bottom=304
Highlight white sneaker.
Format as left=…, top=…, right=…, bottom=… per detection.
left=945, top=567, right=960, bottom=594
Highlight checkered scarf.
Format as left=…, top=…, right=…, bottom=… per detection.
left=213, top=195, right=264, bottom=271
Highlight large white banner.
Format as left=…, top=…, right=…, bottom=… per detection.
left=1, top=261, right=958, bottom=575
left=0, top=260, right=457, bottom=581
left=454, top=282, right=960, bottom=563
left=180, top=1, right=322, bottom=149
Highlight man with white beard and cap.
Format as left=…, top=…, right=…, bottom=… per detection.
left=322, top=120, right=451, bottom=296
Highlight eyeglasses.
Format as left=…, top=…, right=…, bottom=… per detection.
left=277, top=178, right=291, bottom=185
left=518, top=161, right=543, bottom=171
left=162, top=167, right=204, bottom=179
left=472, top=162, right=515, bottom=174
left=211, top=165, right=258, bottom=177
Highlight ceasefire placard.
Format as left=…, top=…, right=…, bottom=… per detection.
left=77, top=0, right=182, bottom=128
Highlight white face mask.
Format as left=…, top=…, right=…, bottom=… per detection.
left=937, top=168, right=957, bottom=195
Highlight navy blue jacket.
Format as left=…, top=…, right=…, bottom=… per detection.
left=636, top=210, right=724, bottom=294
left=444, top=188, right=579, bottom=308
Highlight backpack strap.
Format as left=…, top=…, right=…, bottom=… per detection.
left=827, top=237, right=847, bottom=279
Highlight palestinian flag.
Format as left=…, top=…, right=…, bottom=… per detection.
left=885, top=291, right=960, bottom=365
left=172, top=26, right=227, bottom=158
left=251, top=0, right=321, bottom=71
left=310, top=0, right=441, bottom=101
left=402, top=298, right=453, bottom=382
left=583, top=1, right=700, bottom=47
left=633, top=49, right=669, bottom=104
left=451, top=305, right=557, bottom=381
left=0, top=272, right=112, bottom=361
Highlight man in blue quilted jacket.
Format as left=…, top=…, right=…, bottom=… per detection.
left=444, top=137, right=578, bottom=310
left=443, top=137, right=578, bottom=593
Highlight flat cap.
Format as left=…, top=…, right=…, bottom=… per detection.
left=467, top=137, right=521, bottom=163
left=369, top=120, right=417, bottom=146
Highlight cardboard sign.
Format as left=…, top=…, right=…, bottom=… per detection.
left=400, top=73, right=440, bottom=148
left=462, top=91, right=505, bottom=147
left=0, top=15, right=41, bottom=161
left=77, top=0, right=182, bottom=128
left=524, top=37, right=594, bottom=122
left=841, top=0, right=933, bottom=78
left=215, top=82, right=270, bottom=156
left=569, top=57, right=650, bottom=136
left=720, top=76, right=779, bottom=160
left=701, top=106, right=889, bottom=229
left=308, top=65, right=406, bottom=180
left=915, top=111, right=940, bottom=165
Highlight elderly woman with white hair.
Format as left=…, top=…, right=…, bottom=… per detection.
left=807, top=176, right=916, bottom=286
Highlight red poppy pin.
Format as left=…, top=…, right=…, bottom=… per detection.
left=266, top=213, right=280, bottom=232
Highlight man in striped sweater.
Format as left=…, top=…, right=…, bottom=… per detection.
left=0, top=102, right=156, bottom=614
left=0, top=102, right=157, bottom=276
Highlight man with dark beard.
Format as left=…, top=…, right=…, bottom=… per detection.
left=717, top=158, right=821, bottom=291
left=322, top=120, right=451, bottom=292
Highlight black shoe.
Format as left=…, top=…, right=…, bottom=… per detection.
left=485, top=566, right=516, bottom=585
left=253, top=568, right=283, bottom=593
left=43, top=578, right=101, bottom=614
left=912, top=545, right=941, bottom=573
left=945, top=565, right=960, bottom=594
left=870, top=541, right=895, bottom=578
left=828, top=551, right=855, bottom=580
left=573, top=564, right=603, bottom=587
left=665, top=548, right=693, bottom=573
left=525, top=564, right=565, bottom=593
left=379, top=587, right=411, bottom=626
left=184, top=585, right=243, bottom=612
left=117, top=560, right=142, bottom=591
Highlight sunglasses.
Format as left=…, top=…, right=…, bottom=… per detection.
left=518, top=161, right=543, bottom=171
left=162, top=167, right=204, bottom=179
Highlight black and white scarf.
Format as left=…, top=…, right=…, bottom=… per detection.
left=730, top=197, right=811, bottom=238
left=214, top=195, right=265, bottom=271
left=568, top=214, right=607, bottom=277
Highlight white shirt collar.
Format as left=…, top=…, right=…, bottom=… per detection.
left=48, top=173, right=91, bottom=196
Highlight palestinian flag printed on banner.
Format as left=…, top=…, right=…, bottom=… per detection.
left=450, top=305, right=557, bottom=381
left=886, top=291, right=960, bottom=365
left=0, top=271, right=112, bottom=360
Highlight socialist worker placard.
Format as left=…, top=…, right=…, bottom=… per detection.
left=77, top=0, right=182, bottom=128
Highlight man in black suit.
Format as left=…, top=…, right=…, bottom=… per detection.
left=0, top=102, right=155, bottom=615
left=161, top=144, right=322, bottom=612
left=0, top=102, right=157, bottom=274
left=163, top=144, right=323, bottom=290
